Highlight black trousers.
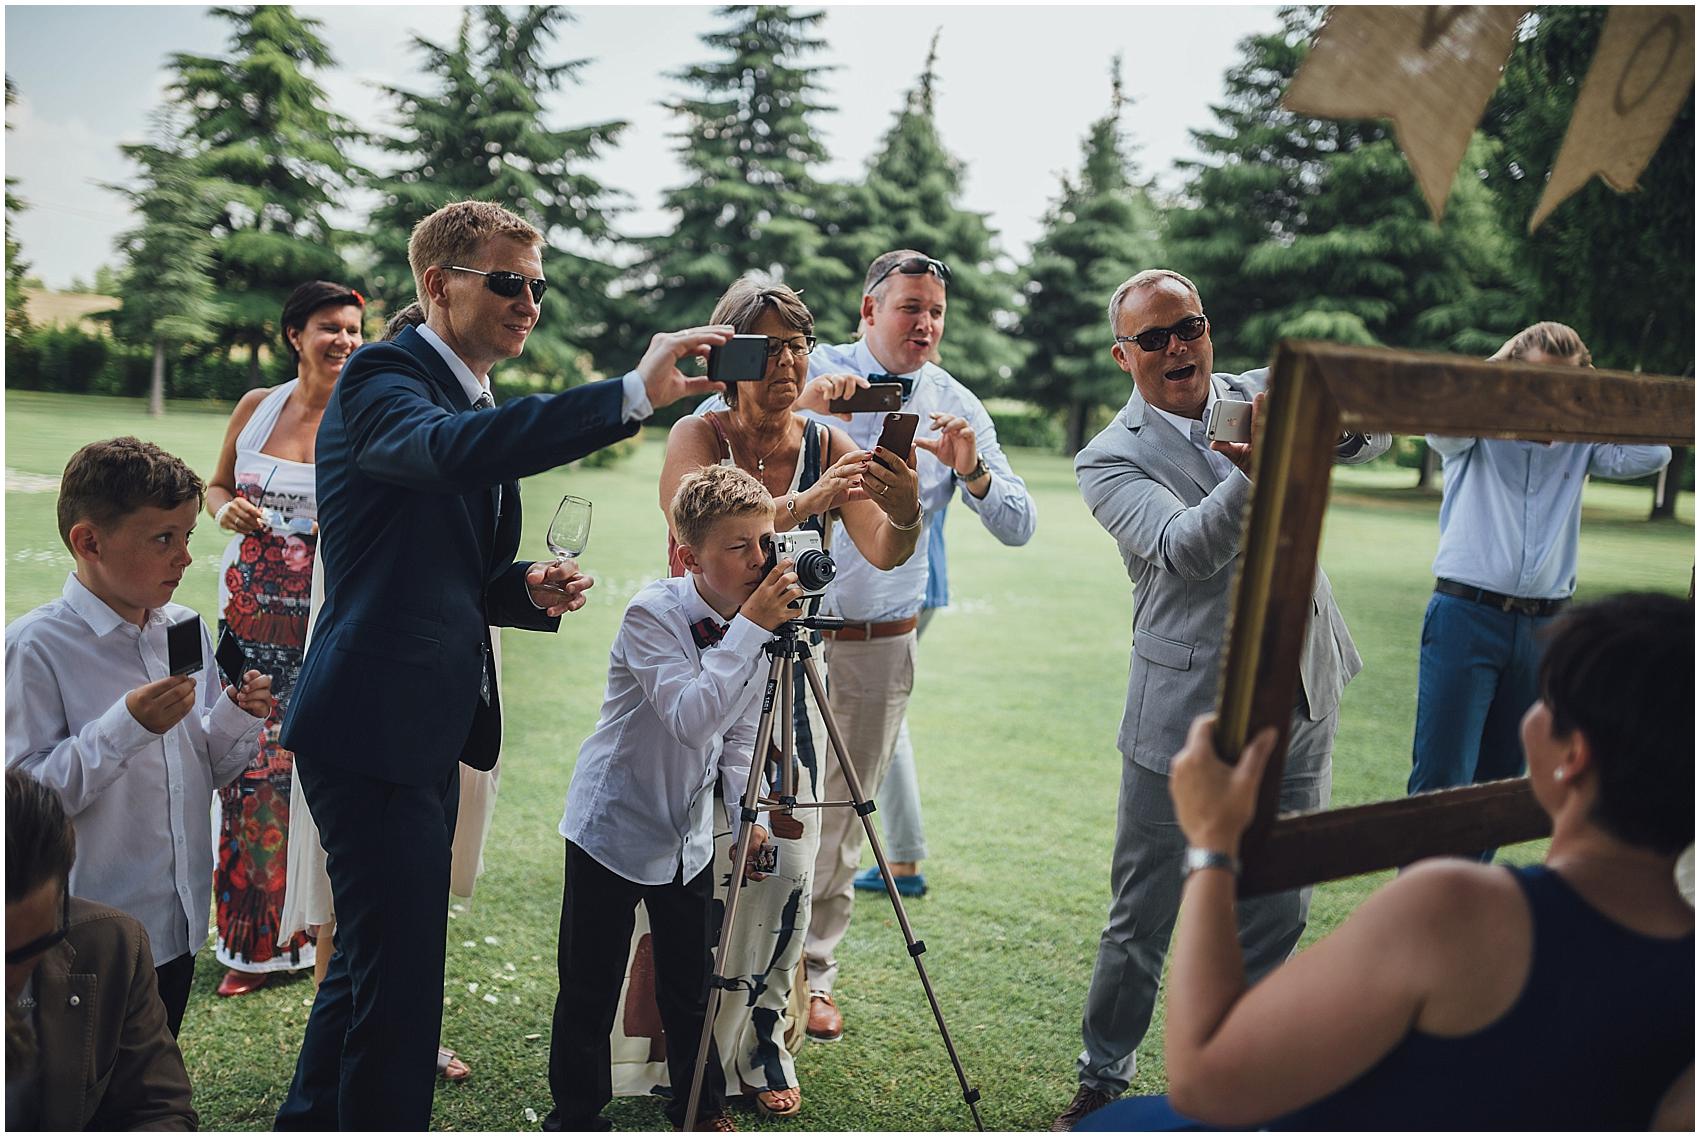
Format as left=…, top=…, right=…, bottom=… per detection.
left=275, top=756, right=459, bottom=1132
left=154, top=952, right=196, bottom=1037
left=547, top=841, right=727, bottom=1130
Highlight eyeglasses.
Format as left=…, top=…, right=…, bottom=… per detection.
left=6, top=890, right=69, bottom=966
left=444, top=265, right=548, bottom=303
left=764, top=335, right=817, bottom=358
left=1116, top=315, right=1208, bottom=353
left=866, top=255, right=953, bottom=294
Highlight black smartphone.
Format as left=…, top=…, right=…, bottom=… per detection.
left=215, top=626, right=249, bottom=689
left=706, top=334, right=770, bottom=384
left=166, top=616, right=204, bottom=677
left=873, top=411, right=920, bottom=469
left=828, top=382, right=904, bottom=414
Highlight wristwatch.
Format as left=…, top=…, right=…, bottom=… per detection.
left=957, top=454, right=989, bottom=484
left=1181, top=847, right=1241, bottom=881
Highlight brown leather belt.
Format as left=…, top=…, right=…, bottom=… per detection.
left=822, top=616, right=919, bottom=641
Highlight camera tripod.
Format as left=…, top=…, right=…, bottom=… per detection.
left=683, top=614, right=984, bottom=1131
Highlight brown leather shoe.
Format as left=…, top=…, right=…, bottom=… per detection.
left=1050, top=1085, right=1120, bottom=1131
left=805, top=993, right=843, bottom=1042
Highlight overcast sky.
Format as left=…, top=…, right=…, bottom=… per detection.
left=5, top=4, right=1281, bottom=290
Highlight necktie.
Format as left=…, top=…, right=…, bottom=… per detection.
left=473, top=390, right=495, bottom=411
left=868, top=373, right=914, bottom=400
left=690, top=617, right=729, bottom=650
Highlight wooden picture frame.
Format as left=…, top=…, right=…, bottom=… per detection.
left=1218, top=340, right=1694, bottom=896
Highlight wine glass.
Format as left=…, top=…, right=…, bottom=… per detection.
left=547, top=494, right=593, bottom=561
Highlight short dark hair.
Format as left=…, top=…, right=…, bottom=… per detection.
left=1539, top=592, right=1693, bottom=853
left=7, top=769, right=75, bottom=904
left=56, top=437, right=204, bottom=552
left=280, top=280, right=365, bottom=364
left=382, top=300, right=426, bottom=342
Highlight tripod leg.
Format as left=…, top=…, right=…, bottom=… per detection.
left=683, top=650, right=786, bottom=1131
left=797, top=655, right=985, bottom=1130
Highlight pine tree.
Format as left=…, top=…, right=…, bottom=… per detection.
left=366, top=7, right=628, bottom=382
left=166, top=5, right=358, bottom=386
left=1019, top=57, right=1164, bottom=452
left=819, top=31, right=1023, bottom=387
left=1169, top=7, right=1520, bottom=374
left=5, top=76, right=30, bottom=339
left=633, top=6, right=846, bottom=342
left=107, top=112, right=227, bottom=415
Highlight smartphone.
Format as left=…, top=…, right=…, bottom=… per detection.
left=828, top=382, right=904, bottom=414
left=215, top=626, right=249, bottom=689
left=1205, top=399, right=1253, bottom=445
left=706, top=334, right=770, bottom=384
left=873, top=411, right=920, bottom=469
left=165, top=616, right=204, bottom=677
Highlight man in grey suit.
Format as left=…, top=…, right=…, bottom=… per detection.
left=1052, top=269, right=1389, bottom=1130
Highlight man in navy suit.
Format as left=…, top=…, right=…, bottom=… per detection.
left=275, top=201, right=730, bottom=1130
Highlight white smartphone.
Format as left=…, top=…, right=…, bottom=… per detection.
left=1205, top=398, right=1253, bottom=445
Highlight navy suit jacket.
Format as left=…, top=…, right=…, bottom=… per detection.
left=280, top=326, right=638, bottom=786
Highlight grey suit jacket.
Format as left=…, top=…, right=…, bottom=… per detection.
left=1075, top=369, right=1387, bottom=773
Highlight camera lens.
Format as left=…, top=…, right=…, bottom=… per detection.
left=794, top=549, right=836, bottom=592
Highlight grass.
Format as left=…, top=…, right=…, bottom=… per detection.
left=5, top=389, right=1692, bottom=1130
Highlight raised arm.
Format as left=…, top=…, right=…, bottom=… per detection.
left=1076, top=441, right=1249, bottom=581
left=821, top=425, right=921, bottom=570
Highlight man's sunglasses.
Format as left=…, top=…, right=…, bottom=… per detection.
left=867, top=255, right=953, bottom=294
left=6, top=889, right=69, bottom=966
left=444, top=265, right=548, bottom=303
left=764, top=335, right=817, bottom=358
left=1116, top=315, right=1208, bottom=354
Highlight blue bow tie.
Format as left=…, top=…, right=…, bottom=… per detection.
left=868, top=373, right=914, bottom=400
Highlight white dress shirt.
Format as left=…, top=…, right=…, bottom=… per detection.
left=5, top=574, right=264, bottom=964
left=803, top=339, right=1038, bottom=622
left=558, top=574, right=774, bottom=885
left=1150, top=383, right=1242, bottom=485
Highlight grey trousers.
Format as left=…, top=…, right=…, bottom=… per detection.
left=870, top=607, right=936, bottom=863
left=1075, top=707, right=1336, bottom=1095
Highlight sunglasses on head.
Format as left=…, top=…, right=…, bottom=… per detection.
left=1116, top=314, right=1208, bottom=353
left=444, top=265, right=548, bottom=303
left=867, top=255, right=953, bottom=294
left=6, top=889, right=69, bottom=966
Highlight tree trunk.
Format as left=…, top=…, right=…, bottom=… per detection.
left=1650, top=446, right=1687, bottom=520
left=1416, top=441, right=1439, bottom=489
left=148, top=337, right=166, bottom=417
left=247, top=344, right=263, bottom=390
left=1065, top=400, right=1091, bottom=456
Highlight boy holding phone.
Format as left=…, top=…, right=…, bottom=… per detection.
left=5, top=437, right=273, bottom=1034
left=549, top=465, right=804, bottom=1132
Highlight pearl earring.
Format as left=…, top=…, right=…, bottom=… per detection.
left=1554, top=768, right=1565, bottom=782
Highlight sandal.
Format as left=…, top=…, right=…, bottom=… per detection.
left=754, top=1086, right=802, bottom=1118
left=436, top=1046, right=471, bottom=1083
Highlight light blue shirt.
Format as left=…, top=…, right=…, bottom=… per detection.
left=802, top=339, right=1037, bottom=622
left=1428, top=436, right=1670, bottom=599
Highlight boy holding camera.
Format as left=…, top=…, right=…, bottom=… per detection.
left=548, top=464, right=806, bottom=1132
left=5, top=437, right=274, bottom=1035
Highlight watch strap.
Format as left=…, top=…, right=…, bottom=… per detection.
left=1181, top=846, right=1241, bottom=881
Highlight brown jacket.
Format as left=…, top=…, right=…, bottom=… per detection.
left=25, top=898, right=196, bottom=1130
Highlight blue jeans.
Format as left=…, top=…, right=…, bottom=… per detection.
left=1409, top=591, right=1559, bottom=796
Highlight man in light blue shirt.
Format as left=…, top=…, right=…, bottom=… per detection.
left=1410, top=322, right=1670, bottom=801
left=798, top=250, right=1037, bottom=1042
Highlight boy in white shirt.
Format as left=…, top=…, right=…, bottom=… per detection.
left=549, top=464, right=805, bottom=1133
left=6, top=437, right=273, bottom=1035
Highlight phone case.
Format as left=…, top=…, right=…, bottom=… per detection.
left=707, top=334, right=769, bottom=383
left=828, top=383, right=904, bottom=414
left=874, top=412, right=920, bottom=466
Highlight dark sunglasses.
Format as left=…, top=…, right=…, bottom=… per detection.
left=764, top=335, right=817, bottom=358
left=444, top=265, right=548, bottom=303
left=6, top=890, right=69, bottom=966
left=867, top=255, right=953, bottom=294
left=1116, top=314, right=1208, bottom=354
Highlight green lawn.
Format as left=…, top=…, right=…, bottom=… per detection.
left=5, top=389, right=1692, bottom=1131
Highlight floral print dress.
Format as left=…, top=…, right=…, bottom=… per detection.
left=212, top=380, right=318, bottom=973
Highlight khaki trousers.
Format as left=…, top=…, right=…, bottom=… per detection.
left=804, top=631, right=917, bottom=994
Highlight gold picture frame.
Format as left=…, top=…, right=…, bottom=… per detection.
left=1219, top=340, right=1694, bottom=896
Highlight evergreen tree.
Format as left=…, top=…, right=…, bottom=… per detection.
left=1019, top=57, right=1164, bottom=452
left=634, top=6, right=848, bottom=341
left=5, top=76, right=30, bottom=338
left=366, top=7, right=628, bottom=381
left=819, top=31, right=1023, bottom=387
left=1169, top=7, right=1520, bottom=373
left=166, top=5, right=358, bottom=385
left=107, top=113, right=227, bottom=416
